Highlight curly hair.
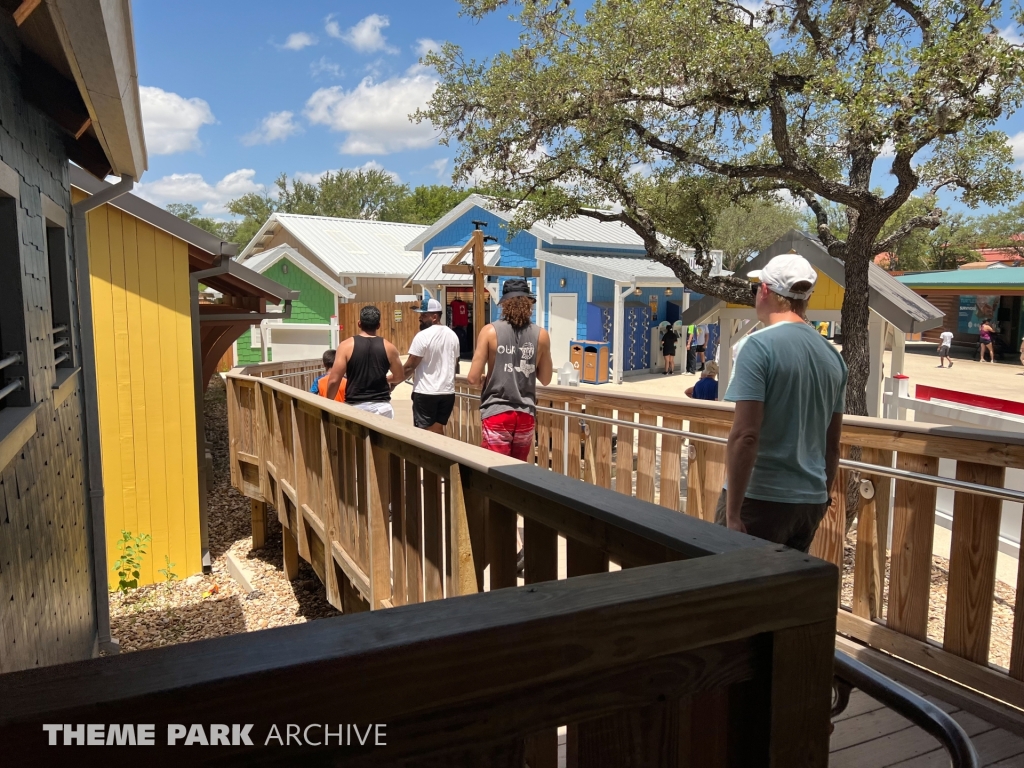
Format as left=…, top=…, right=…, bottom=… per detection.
left=501, top=296, right=534, bottom=329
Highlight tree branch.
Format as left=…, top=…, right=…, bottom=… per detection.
left=796, top=189, right=840, bottom=249
left=872, top=210, right=943, bottom=254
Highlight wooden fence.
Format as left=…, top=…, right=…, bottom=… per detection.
left=338, top=300, right=420, bottom=354
left=214, top=367, right=837, bottom=765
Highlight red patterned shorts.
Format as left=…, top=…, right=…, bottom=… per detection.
left=480, top=410, right=535, bottom=461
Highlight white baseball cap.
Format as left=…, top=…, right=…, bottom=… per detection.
left=747, top=253, right=818, bottom=300
left=414, top=297, right=444, bottom=313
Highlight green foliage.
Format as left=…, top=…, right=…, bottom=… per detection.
left=419, top=0, right=1024, bottom=413
left=380, top=185, right=475, bottom=224
left=975, top=201, right=1024, bottom=263
left=710, top=197, right=803, bottom=272
left=112, top=531, right=151, bottom=593
left=158, top=555, right=178, bottom=586
left=166, top=203, right=237, bottom=243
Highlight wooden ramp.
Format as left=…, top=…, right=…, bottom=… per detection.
left=831, top=689, right=1024, bottom=767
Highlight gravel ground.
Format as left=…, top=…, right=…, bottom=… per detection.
left=840, top=530, right=1016, bottom=669
left=108, top=377, right=338, bottom=653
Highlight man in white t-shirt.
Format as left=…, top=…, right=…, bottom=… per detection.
left=937, top=329, right=954, bottom=368
left=404, top=298, right=461, bottom=433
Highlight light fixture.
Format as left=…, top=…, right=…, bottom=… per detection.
left=560, top=278, right=567, bottom=288
left=634, top=287, right=642, bottom=296
left=281, top=264, right=288, bottom=274
left=665, top=287, right=672, bottom=296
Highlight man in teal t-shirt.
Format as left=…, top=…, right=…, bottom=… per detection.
left=716, top=253, right=848, bottom=552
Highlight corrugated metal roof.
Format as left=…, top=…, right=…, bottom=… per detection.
left=405, top=193, right=673, bottom=252
left=406, top=244, right=502, bottom=287
left=536, top=248, right=724, bottom=285
left=896, top=268, right=1024, bottom=289
left=241, top=213, right=427, bottom=277
left=243, top=244, right=354, bottom=299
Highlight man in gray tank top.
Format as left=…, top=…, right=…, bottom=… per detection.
left=468, top=279, right=553, bottom=460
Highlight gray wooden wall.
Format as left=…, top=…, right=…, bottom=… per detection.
left=0, top=20, right=95, bottom=673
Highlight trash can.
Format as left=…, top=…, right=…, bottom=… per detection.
left=572, top=340, right=610, bottom=384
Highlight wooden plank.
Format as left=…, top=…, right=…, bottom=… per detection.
left=808, top=468, right=845, bottom=571
left=366, top=443, right=393, bottom=610
left=536, top=397, right=552, bottom=471
left=282, top=526, right=298, bottom=581
left=574, top=700, right=684, bottom=768
left=852, top=448, right=888, bottom=620
left=838, top=611, right=1024, bottom=710
left=769, top=619, right=834, bottom=767
left=943, top=462, right=1005, bottom=665
left=488, top=501, right=518, bottom=591
left=404, top=463, right=423, bottom=604
left=615, top=412, right=635, bottom=497
left=589, top=406, right=614, bottom=491
left=551, top=402, right=566, bottom=476
left=422, top=469, right=443, bottom=601
left=660, top=416, right=683, bottom=512
left=635, top=413, right=657, bottom=503
left=390, top=454, right=407, bottom=607
left=447, top=464, right=479, bottom=597
left=887, top=453, right=939, bottom=641
left=13, top=0, right=42, bottom=27
left=567, top=402, right=583, bottom=481
left=321, top=418, right=341, bottom=609
left=250, top=500, right=266, bottom=550
left=839, top=423, right=1024, bottom=469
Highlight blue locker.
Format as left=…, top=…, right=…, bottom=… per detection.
left=586, top=302, right=650, bottom=372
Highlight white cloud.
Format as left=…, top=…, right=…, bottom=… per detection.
left=415, top=38, right=442, bottom=57
left=428, top=157, right=449, bottom=180
left=304, top=67, right=438, bottom=154
left=328, top=13, right=398, bottom=54
left=310, top=56, right=343, bottom=78
left=280, top=32, right=317, bottom=50
left=1009, top=131, right=1024, bottom=168
left=242, top=111, right=301, bottom=146
left=999, top=24, right=1024, bottom=47
left=134, top=169, right=261, bottom=214
left=139, top=86, right=215, bottom=155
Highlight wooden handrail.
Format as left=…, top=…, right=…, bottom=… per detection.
left=233, top=359, right=1024, bottom=715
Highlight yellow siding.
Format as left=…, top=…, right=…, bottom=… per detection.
left=86, top=204, right=202, bottom=586
left=727, top=268, right=844, bottom=310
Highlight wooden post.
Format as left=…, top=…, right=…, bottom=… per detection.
left=447, top=463, right=479, bottom=597
left=282, top=526, right=299, bottom=581
left=887, top=452, right=938, bottom=641
left=250, top=499, right=267, bottom=550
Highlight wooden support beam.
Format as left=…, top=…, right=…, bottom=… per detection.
left=13, top=0, right=41, bottom=26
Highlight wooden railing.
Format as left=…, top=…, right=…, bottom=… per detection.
left=218, top=365, right=838, bottom=764
left=449, top=376, right=1024, bottom=715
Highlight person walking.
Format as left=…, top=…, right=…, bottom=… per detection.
left=685, top=324, right=697, bottom=374
left=313, top=348, right=346, bottom=401
left=937, top=330, right=954, bottom=369
left=716, top=253, right=848, bottom=552
left=467, top=279, right=553, bottom=460
left=404, top=297, right=461, bottom=434
left=326, top=305, right=404, bottom=419
left=661, top=325, right=679, bottom=375
left=979, top=321, right=996, bottom=363
left=685, top=361, right=719, bottom=400
left=693, top=323, right=708, bottom=371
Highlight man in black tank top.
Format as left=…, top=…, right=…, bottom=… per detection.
left=326, top=306, right=405, bottom=419
left=468, top=279, right=552, bottom=460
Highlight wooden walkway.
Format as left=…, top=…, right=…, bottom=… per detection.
left=831, top=689, right=1024, bottom=766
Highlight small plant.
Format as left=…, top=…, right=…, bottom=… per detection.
left=112, top=531, right=151, bottom=593
left=158, top=555, right=178, bottom=586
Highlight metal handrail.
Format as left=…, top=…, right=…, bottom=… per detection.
left=0, top=352, right=21, bottom=373
left=453, top=391, right=1024, bottom=506
left=259, top=368, right=322, bottom=381
left=54, top=353, right=69, bottom=367
left=51, top=325, right=68, bottom=334
left=52, top=338, right=68, bottom=351
left=0, top=378, right=23, bottom=402
left=834, top=651, right=979, bottom=768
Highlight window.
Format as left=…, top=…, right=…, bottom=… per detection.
left=42, top=195, right=73, bottom=370
left=0, top=185, right=28, bottom=410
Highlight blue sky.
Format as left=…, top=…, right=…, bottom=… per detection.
left=131, top=1, right=1024, bottom=220
left=132, top=1, right=523, bottom=216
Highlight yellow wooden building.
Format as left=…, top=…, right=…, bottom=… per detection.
left=684, top=230, right=943, bottom=416
left=71, top=168, right=297, bottom=585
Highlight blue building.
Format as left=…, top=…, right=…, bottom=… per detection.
left=404, top=195, right=724, bottom=383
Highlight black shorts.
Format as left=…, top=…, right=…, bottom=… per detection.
left=694, top=344, right=706, bottom=353
left=714, top=489, right=829, bottom=553
left=662, top=346, right=676, bottom=357
left=412, top=392, right=456, bottom=429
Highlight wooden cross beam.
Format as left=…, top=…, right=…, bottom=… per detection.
left=440, top=224, right=537, bottom=340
